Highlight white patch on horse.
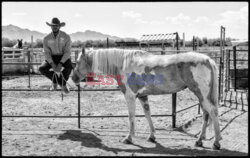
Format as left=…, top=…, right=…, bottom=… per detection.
left=190, top=63, right=211, bottom=112
left=137, top=86, right=147, bottom=95
left=77, top=52, right=82, bottom=61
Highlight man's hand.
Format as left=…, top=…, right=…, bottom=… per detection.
left=50, top=62, right=57, bottom=72
left=55, top=63, right=63, bottom=72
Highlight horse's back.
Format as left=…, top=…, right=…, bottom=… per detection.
left=141, top=52, right=212, bottom=68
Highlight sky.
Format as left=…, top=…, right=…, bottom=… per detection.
left=2, top=2, right=248, bottom=40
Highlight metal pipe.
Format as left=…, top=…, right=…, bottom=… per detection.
left=218, top=57, right=222, bottom=102
left=233, top=46, right=237, bottom=91
left=78, top=85, right=81, bottom=128
left=172, top=93, right=177, bottom=128
left=2, top=62, right=77, bottom=65
left=27, top=50, right=31, bottom=88
left=2, top=88, right=120, bottom=92
left=176, top=103, right=199, bottom=113
left=2, top=114, right=174, bottom=118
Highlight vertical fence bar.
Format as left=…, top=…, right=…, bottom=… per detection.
left=241, top=92, right=244, bottom=111
left=78, top=85, right=81, bottom=128
left=27, top=50, right=31, bottom=89
left=198, top=104, right=201, bottom=114
left=172, top=93, right=177, bottom=128
left=233, top=46, right=237, bottom=91
left=218, top=57, right=222, bottom=102
left=228, top=50, right=231, bottom=90
left=225, top=50, right=228, bottom=91
left=176, top=32, right=179, bottom=54
left=235, top=91, right=238, bottom=109
left=12, top=50, right=15, bottom=58
left=171, top=32, right=179, bottom=128
left=229, top=91, right=233, bottom=107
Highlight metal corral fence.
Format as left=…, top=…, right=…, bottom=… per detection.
left=2, top=47, right=238, bottom=128
left=223, top=48, right=248, bottom=110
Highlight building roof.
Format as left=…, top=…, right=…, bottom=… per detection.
left=231, top=39, right=248, bottom=46
left=139, top=33, right=179, bottom=44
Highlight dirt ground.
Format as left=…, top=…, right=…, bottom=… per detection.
left=2, top=76, right=248, bottom=156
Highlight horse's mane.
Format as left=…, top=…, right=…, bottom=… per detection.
left=90, top=48, right=149, bottom=75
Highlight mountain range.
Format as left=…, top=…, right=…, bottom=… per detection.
left=2, top=24, right=137, bottom=42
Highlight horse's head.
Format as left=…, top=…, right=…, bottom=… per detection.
left=17, top=39, right=23, bottom=49
left=72, top=47, right=91, bottom=85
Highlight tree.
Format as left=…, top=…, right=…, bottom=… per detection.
left=2, top=37, right=16, bottom=47
left=202, top=37, right=208, bottom=45
left=34, top=39, right=43, bottom=48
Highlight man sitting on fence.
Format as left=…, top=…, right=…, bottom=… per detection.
left=39, top=17, right=73, bottom=94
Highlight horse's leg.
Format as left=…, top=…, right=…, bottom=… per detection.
left=195, top=109, right=209, bottom=147
left=138, top=96, right=156, bottom=143
left=188, top=87, right=209, bottom=147
left=122, top=92, right=136, bottom=144
left=188, top=62, right=222, bottom=149
left=209, top=106, right=222, bottom=150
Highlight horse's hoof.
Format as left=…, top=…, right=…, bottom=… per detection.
left=147, top=137, right=156, bottom=143
left=122, top=138, right=133, bottom=144
left=195, top=140, right=203, bottom=147
left=212, top=143, right=221, bottom=150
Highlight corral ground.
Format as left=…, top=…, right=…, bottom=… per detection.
left=2, top=76, right=248, bottom=156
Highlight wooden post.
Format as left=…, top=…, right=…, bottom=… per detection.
left=75, top=50, right=78, bottom=63
left=107, top=38, right=109, bottom=48
left=233, top=46, right=237, bottom=91
left=30, top=35, right=34, bottom=73
left=176, top=32, right=179, bottom=53
left=183, top=33, right=185, bottom=48
left=161, top=43, right=165, bottom=55
left=193, top=36, right=195, bottom=51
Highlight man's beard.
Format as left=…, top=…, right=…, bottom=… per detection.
left=53, top=30, right=59, bottom=34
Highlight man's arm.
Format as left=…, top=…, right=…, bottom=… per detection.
left=43, top=38, right=54, bottom=64
left=60, top=35, right=72, bottom=64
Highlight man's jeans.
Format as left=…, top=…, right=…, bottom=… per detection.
left=39, top=55, right=73, bottom=86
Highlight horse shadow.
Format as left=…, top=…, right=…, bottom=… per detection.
left=57, top=130, right=247, bottom=156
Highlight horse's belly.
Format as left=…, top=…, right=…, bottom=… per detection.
left=137, top=80, right=187, bottom=96
left=127, top=64, right=187, bottom=96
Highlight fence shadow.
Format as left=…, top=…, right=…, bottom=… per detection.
left=57, top=130, right=247, bottom=156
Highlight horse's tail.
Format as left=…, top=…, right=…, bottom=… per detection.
left=207, top=58, right=219, bottom=130
left=209, top=58, right=219, bottom=108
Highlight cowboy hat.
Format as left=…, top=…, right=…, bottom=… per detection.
left=46, top=17, right=65, bottom=27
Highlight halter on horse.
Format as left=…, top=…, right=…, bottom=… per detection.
left=72, top=48, right=222, bottom=150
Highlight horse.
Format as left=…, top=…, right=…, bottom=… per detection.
left=71, top=48, right=222, bottom=150
left=12, top=39, right=23, bottom=49
left=2, top=39, right=23, bottom=49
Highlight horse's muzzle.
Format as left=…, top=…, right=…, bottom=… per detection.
left=71, top=71, right=80, bottom=84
